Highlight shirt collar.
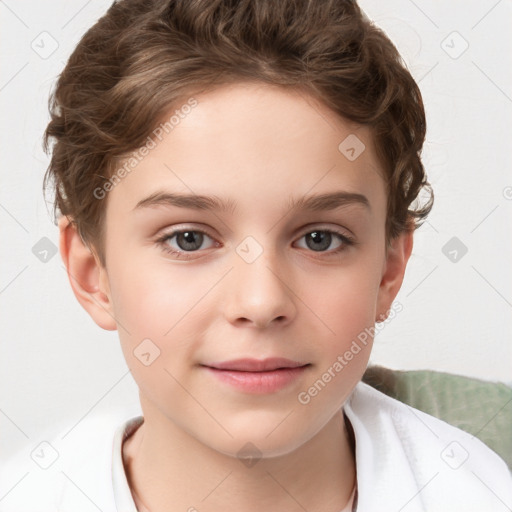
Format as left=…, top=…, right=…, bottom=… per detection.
left=111, top=415, right=144, bottom=512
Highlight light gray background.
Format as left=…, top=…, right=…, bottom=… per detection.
left=1, top=0, right=511, bottom=465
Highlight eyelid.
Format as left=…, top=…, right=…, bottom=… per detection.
left=156, top=226, right=219, bottom=249
left=156, top=223, right=357, bottom=261
left=156, top=224, right=217, bottom=240
left=296, top=222, right=354, bottom=238
left=156, top=223, right=355, bottom=244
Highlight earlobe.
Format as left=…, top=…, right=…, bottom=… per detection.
left=58, top=216, right=117, bottom=331
left=375, top=230, right=413, bottom=322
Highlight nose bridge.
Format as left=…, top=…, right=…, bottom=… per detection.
left=224, top=234, right=296, bottom=326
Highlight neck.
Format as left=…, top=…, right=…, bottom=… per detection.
left=123, top=402, right=356, bottom=512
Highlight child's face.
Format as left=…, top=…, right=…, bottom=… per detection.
left=72, top=82, right=410, bottom=457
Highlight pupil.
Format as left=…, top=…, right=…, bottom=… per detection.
left=307, top=231, right=331, bottom=251
left=178, top=231, right=203, bottom=250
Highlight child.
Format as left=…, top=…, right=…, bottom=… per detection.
left=3, top=0, right=511, bottom=510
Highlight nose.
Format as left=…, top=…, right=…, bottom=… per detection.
left=223, top=244, right=297, bottom=329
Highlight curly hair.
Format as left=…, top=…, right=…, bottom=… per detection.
left=43, top=0, right=433, bottom=266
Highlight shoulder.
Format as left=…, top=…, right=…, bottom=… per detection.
left=345, top=381, right=512, bottom=512
left=0, top=406, right=139, bottom=512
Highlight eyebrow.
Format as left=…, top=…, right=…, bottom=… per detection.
left=133, top=190, right=370, bottom=214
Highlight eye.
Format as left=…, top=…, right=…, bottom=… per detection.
left=157, top=228, right=218, bottom=259
left=294, top=229, right=355, bottom=255
left=156, top=226, right=356, bottom=260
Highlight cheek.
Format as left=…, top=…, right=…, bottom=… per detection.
left=297, top=268, right=381, bottom=412
left=107, top=254, right=204, bottom=333
left=308, top=257, right=383, bottom=343
left=106, top=256, right=221, bottom=372
left=107, top=265, right=198, bottom=398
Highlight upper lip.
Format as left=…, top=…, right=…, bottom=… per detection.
left=204, top=358, right=308, bottom=372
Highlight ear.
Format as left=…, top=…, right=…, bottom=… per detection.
left=58, top=216, right=117, bottom=331
left=375, top=230, right=413, bottom=322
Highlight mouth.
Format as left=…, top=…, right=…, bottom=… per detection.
left=203, top=357, right=309, bottom=372
left=201, top=358, right=311, bottom=394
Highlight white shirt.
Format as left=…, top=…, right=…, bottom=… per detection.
left=1, top=381, right=510, bottom=511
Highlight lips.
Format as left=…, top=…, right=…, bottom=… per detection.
left=203, top=358, right=310, bottom=394
left=204, top=357, right=308, bottom=372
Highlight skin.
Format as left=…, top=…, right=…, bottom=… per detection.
left=59, top=82, right=413, bottom=512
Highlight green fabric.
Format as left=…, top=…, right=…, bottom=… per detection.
left=362, top=365, right=512, bottom=469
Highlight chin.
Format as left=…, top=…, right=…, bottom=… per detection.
left=200, top=420, right=313, bottom=460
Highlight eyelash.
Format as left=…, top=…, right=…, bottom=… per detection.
left=155, top=226, right=356, bottom=260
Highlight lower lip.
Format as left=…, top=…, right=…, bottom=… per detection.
left=203, top=365, right=310, bottom=394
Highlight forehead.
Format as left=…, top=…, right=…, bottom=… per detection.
left=106, top=82, right=387, bottom=219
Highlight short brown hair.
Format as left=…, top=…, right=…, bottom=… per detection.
left=43, top=0, right=433, bottom=266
